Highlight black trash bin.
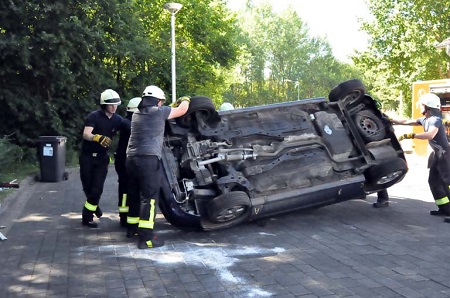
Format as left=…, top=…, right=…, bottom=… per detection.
left=37, top=136, right=68, bottom=182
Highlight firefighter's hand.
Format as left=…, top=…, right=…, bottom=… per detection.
left=170, top=96, right=190, bottom=108
left=93, top=134, right=112, bottom=147
left=381, top=113, right=392, bottom=123
left=398, top=133, right=415, bottom=142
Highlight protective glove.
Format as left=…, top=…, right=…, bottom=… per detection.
left=398, top=133, right=415, bottom=142
left=169, top=96, right=190, bottom=108
left=443, top=118, right=450, bottom=127
left=92, top=134, right=112, bottom=147
left=381, top=113, right=392, bottom=123
left=374, top=99, right=382, bottom=110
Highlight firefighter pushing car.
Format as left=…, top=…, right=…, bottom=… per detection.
left=393, top=93, right=450, bottom=217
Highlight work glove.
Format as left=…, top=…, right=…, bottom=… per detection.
left=381, top=113, right=392, bottom=123
left=170, top=96, right=190, bottom=108
left=398, top=133, right=415, bottom=142
left=374, top=99, right=383, bottom=110
left=443, top=118, right=450, bottom=127
left=92, top=134, right=112, bottom=147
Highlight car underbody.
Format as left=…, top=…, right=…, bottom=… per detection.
left=158, top=80, right=408, bottom=231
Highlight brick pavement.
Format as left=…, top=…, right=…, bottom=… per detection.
left=1, top=153, right=450, bottom=297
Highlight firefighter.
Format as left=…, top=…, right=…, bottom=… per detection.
left=392, top=93, right=450, bottom=217
left=126, top=85, right=190, bottom=249
left=80, top=89, right=123, bottom=228
left=114, top=97, right=141, bottom=227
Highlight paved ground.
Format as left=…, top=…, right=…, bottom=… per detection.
left=1, top=153, right=450, bottom=298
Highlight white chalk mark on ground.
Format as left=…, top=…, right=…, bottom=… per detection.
left=77, top=243, right=285, bottom=297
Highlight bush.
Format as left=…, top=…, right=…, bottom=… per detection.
left=0, top=136, right=37, bottom=180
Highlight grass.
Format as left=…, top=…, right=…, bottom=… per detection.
left=0, top=163, right=38, bottom=204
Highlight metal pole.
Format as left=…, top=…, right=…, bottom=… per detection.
left=170, top=12, right=176, bottom=103
left=164, top=3, right=182, bottom=103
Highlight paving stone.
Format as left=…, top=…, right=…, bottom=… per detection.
left=1, top=156, right=450, bottom=297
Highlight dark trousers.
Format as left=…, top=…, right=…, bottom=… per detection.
left=377, top=189, right=389, bottom=202
left=429, top=149, right=450, bottom=208
left=114, top=155, right=129, bottom=215
left=79, top=152, right=109, bottom=212
left=126, top=155, right=161, bottom=240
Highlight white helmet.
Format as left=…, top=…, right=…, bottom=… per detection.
left=127, top=97, right=142, bottom=113
left=418, top=93, right=441, bottom=109
left=142, top=85, right=166, bottom=100
left=219, top=102, right=235, bottom=111
left=100, top=89, right=121, bottom=105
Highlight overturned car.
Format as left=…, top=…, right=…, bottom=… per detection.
left=158, top=79, right=408, bottom=231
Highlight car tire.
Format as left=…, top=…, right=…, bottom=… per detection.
left=364, top=158, right=408, bottom=192
left=328, top=79, right=366, bottom=105
left=206, top=191, right=251, bottom=225
left=175, top=96, right=218, bottom=129
left=353, top=109, right=386, bottom=142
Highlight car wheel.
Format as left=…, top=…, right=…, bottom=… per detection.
left=175, top=96, right=218, bottom=129
left=364, top=158, right=408, bottom=192
left=353, top=110, right=386, bottom=142
left=328, top=79, right=366, bottom=105
left=206, top=191, right=251, bottom=225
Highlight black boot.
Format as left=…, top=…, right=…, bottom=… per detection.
left=137, top=234, right=164, bottom=249
left=126, top=224, right=138, bottom=238
left=430, top=209, right=446, bottom=216
left=119, top=213, right=127, bottom=228
left=94, top=206, right=103, bottom=218
left=373, top=201, right=389, bottom=208
left=82, top=207, right=98, bottom=228
left=431, top=204, right=450, bottom=216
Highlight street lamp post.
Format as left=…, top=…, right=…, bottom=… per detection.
left=163, top=2, right=183, bottom=104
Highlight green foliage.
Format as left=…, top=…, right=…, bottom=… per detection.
left=353, top=0, right=450, bottom=116
left=0, top=0, right=241, bottom=151
left=0, top=136, right=37, bottom=174
left=225, top=1, right=363, bottom=107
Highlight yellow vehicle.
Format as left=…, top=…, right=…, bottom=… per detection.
left=412, top=79, right=450, bottom=156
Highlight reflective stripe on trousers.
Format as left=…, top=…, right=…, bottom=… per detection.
left=119, top=193, right=129, bottom=213
left=138, top=199, right=156, bottom=229
left=435, top=197, right=450, bottom=206
left=84, top=201, right=97, bottom=212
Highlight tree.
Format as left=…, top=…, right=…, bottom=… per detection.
left=353, top=0, right=450, bottom=115
left=0, top=0, right=242, bottom=149
left=225, top=1, right=362, bottom=107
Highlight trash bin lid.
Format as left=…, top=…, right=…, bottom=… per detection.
left=38, top=136, right=67, bottom=142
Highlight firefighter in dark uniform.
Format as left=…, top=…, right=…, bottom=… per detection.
left=126, top=85, right=190, bottom=249
left=392, top=93, right=450, bottom=217
left=114, top=97, right=141, bottom=227
left=80, top=89, right=123, bottom=228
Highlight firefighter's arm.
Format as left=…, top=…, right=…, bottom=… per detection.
left=168, top=97, right=190, bottom=119
left=415, top=126, right=439, bottom=140
left=390, top=118, right=420, bottom=125
left=83, top=126, right=111, bottom=147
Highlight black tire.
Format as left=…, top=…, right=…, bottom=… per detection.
left=328, top=79, right=366, bottom=104
left=175, top=96, right=217, bottom=129
left=364, top=158, right=408, bottom=192
left=353, top=109, right=386, bottom=142
left=206, top=191, right=251, bottom=225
